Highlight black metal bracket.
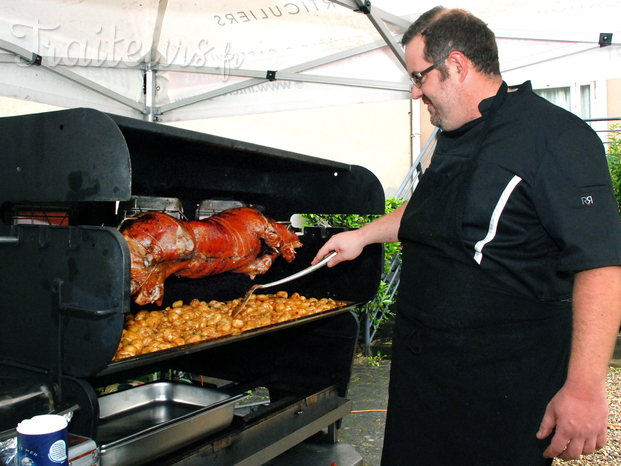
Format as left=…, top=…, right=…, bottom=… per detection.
left=599, top=33, right=613, bottom=47
left=23, top=53, right=42, bottom=66
left=356, top=0, right=371, bottom=14
left=266, top=70, right=277, bottom=81
left=54, top=278, right=119, bottom=316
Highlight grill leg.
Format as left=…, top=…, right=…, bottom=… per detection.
left=327, top=422, right=338, bottom=444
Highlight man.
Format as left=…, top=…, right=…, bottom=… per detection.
left=313, top=6, right=621, bottom=465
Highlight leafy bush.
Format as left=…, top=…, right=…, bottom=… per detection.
left=607, top=123, right=621, bottom=214
left=301, top=197, right=405, bottom=328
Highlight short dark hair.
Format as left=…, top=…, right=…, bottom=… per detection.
left=402, top=7, right=500, bottom=77
left=401, top=6, right=446, bottom=46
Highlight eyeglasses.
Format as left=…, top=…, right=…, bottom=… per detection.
left=411, top=63, right=437, bottom=89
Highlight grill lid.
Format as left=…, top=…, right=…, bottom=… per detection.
left=0, top=108, right=131, bottom=205
left=0, top=108, right=385, bottom=221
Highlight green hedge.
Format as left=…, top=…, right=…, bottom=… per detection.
left=301, top=197, right=405, bottom=328
left=607, top=123, right=621, bottom=214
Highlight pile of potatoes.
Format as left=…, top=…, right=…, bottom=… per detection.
left=113, top=291, right=346, bottom=360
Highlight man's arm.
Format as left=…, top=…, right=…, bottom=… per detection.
left=311, top=203, right=407, bottom=267
left=537, top=265, right=621, bottom=460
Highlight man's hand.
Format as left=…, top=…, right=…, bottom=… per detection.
left=536, top=265, right=621, bottom=461
left=311, top=230, right=366, bottom=268
left=311, top=203, right=408, bottom=268
left=537, top=382, right=608, bottom=461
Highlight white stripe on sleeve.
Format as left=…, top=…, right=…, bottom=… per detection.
left=473, top=175, right=523, bottom=264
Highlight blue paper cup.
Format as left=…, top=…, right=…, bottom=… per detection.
left=16, top=414, right=68, bottom=466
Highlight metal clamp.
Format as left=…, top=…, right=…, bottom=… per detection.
left=354, top=0, right=371, bottom=14
left=53, top=278, right=120, bottom=316
left=21, top=52, right=42, bottom=66
left=599, top=33, right=613, bottom=47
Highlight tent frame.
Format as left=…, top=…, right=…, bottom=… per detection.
left=0, top=0, right=411, bottom=122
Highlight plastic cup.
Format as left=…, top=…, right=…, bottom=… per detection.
left=16, top=414, right=68, bottom=465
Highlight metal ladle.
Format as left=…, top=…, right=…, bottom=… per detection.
left=231, top=250, right=337, bottom=318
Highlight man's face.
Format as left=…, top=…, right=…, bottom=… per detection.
left=405, top=35, right=461, bottom=131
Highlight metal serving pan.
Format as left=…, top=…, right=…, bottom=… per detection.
left=97, top=381, right=244, bottom=466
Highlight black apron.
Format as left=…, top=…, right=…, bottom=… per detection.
left=381, top=83, right=572, bottom=466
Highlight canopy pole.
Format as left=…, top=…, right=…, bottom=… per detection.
left=331, top=0, right=408, bottom=70
left=144, top=63, right=158, bottom=122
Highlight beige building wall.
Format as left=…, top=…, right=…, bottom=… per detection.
left=419, top=105, right=435, bottom=164
left=607, top=78, right=621, bottom=149
left=168, top=99, right=414, bottom=200
left=608, top=78, right=621, bottom=120
left=0, top=97, right=61, bottom=118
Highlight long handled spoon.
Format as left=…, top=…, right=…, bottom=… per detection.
left=231, top=251, right=337, bottom=317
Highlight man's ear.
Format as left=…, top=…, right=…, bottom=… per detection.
left=447, top=50, right=469, bottom=82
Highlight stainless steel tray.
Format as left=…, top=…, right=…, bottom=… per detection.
left=97, top=381, right=243, bottom=466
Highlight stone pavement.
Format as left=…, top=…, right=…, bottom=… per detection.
left=338, top=358, right=392, bottom=466
left=337, top=351, right=621, bottom=466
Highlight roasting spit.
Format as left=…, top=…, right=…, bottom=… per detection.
left=0, top=108, right=385, bottom=465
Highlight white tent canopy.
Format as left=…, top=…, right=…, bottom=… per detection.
left=0, top=0, right=619, bottom=122
left=0, top=0, right=412, bottom=121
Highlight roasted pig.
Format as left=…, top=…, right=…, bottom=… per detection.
left=120, top=207, right=302, bottom=306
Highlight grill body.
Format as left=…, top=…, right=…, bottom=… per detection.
left=0, top=108, right=385, bottom=465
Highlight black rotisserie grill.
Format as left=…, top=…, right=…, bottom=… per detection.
left=0, top=108, right=384, bottom=465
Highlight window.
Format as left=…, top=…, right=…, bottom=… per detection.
left=534, top=83, right=593, bottom=120
left=580, top=85, right=591, bottom=120
left=534, top=87, right=571, bottom=111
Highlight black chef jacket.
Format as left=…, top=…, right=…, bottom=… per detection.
left=439, top=81, right=621, bottom=299
left=381, top=81, right=621, bottom=466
